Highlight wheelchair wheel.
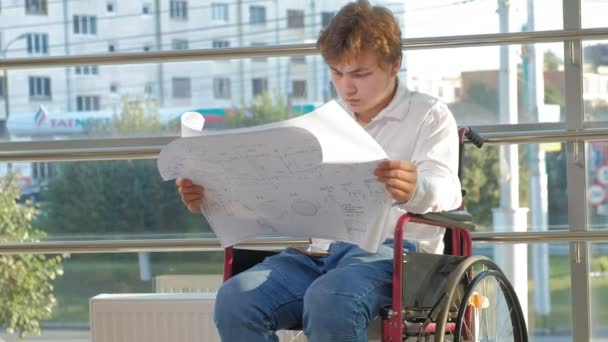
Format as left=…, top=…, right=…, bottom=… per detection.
left=433, top=257, right=528, bottom=342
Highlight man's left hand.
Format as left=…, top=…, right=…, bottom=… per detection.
left=374, top=160, right=417, bottom=203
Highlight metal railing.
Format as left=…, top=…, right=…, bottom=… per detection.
left=1, top=230, right=608, bottom=255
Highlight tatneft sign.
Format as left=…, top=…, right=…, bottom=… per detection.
left=8, top=107, right=113, bottom=135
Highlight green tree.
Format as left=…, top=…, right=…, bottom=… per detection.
left=0, top=175, right=65, bottom=339
left=544, top=50, right=563, bottom=71
left=40, top=98, right=204, bottom=236
left=225, top=92, right=292, bottom=128
left=464, top=80, right=499, bottom=112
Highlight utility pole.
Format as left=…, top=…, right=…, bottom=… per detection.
left=493, top=0, right=529, bottom=323
left=525, top=0, right=551, bottom=322
left=63, top=0, right=73, bottom=111
left=154, top=0, right=165, bottom=106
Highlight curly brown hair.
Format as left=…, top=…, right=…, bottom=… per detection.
left=316, top=0, right=402, bottom=67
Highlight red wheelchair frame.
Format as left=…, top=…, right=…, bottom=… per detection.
left=221, top=128, right=527, bottom=341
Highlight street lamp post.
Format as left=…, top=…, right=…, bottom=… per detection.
left=2, top=34, right=27, bottom=136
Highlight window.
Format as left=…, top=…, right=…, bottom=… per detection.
left=321, top=11, right=335, bottom=28
left=26, top=33, right=48, bottom=55
left=73, top=15, right=98, bottom=35
left=287, top=9, right=304, bottom=29
left=172, top=78, right=191, bottom=98
left=292, top=80, right=307, bottom=98
left=144, top=82, right=156, bottom=95
left=25, top=0, right=47, bottom=15
left=252, top=78, right=268, bottom=96
left=250, top=6, right=266, bottom=25
left=110, top=82, right=119, bottom=93
left=291, top=55, right=306, bottom=64
left=170, top=0, right=188, bottom=19
left=29, top=77, right=52, bottom=99
left=172, top=39, right=189, bottom=50
left=106, top=2, right=115, bottom=13
left=213, top=78, right=231, bottom=99
left=211, top=3, right=228, bottom=21
left=251, top=42, right=267, bottom=62
left=0, top=77, right=5, bottom=98
left=75, top=65, right=99, bottom=75
left=32, top=162, right=54, bottom=180
left=212, top=40, right=230, bottom=49
left=76, top=95, right=100, bottom=111
left=142, top=3, right=152, bottom=15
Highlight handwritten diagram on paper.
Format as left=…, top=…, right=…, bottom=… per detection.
left=157, top=101, right=392, bottom=252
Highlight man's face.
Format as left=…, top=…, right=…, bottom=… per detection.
left=328, top=50, right=400, bottom=118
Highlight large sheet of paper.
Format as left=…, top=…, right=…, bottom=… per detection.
left=157, top=101, right=392, bottom=252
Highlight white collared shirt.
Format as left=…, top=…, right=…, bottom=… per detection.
left=312, top=79, right=462, bottom=254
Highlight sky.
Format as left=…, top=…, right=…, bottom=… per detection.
left=398, top=0, right=607, bottom=78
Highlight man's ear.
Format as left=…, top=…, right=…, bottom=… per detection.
left=391, top=57, right=402, bottom=76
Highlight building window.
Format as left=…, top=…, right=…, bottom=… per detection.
left=29, top=77, right=52, bottom=99
left=250, top=5, right=266, bottom=25
left=211, top=3, right=228, bottom=21
left=110, top=82, right=119, bottom=93
left=170, top=0, right=188, bottom=19
left=74, top=65, right=99, bottom=75
left=32, top=162, right=54, bottom=180
left=251, top=42, right=267, bottom=62
left=172, top=77, right=191, bottom=98
left=252, top=78, right=268, bottom=96
left=321, top=11, right=335, bottom=28
left=144, top=82, right=156, bottom=95
left=0, top=77, right=5, bottom=98
left=212, top=40, right=230, bottom=49
left=292, top=80, right=307, bottom=98
left=25, top=0, right=47, bottom=15
left=76, top=95, right=101, bottom=111
left=73, top=15, right=98, bottom=35
left=287, top=9, right=304, bottom=29
left=26, top=33, right=49, bottom=55
left=106, top=2, right=115, bottom=13
left=291, top=55, right=306, bottom=64
left=213, top=78, right=231, bottom=99
left=142, top=3, right=152, bottom=15
left=172, top=39, right=189, bottom=50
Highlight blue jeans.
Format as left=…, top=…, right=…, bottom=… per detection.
left=214, top=240, right=417, bottom=342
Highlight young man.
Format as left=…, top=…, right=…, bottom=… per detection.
left=176, top=1, right=461, bottom=340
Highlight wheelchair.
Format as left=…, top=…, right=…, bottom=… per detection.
left=222, top=127, right=528, bottom=342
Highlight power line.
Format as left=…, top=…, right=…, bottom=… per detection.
left=0, top=0, right=273, bottom=32
left=2, top=0, right=489, bottom=55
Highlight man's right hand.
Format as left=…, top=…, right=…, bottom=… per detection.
left=176, top=178, right=205, bottom=214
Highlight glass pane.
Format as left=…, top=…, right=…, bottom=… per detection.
left=0, top=251, right=223, bottom=341
left=463, top=143, right=568, bottom=232
left=591, top=243, right=608, bottom=341
left=587, top=141, right=608, bottom=229
left=0, top=42, right=568, bottom=143
left=474, top=243, right=573, bottom=340
left=583, top=40, right=608, bottom=122
left=406, top=43, right=565, bottom=125
left=0, top=1, right=563, bottom=59
left=1, top=160, right=210, bottom=240
left=582, top=1, right=608, bottom=29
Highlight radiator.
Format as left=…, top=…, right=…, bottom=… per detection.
left=89, top=293, right=307, bottom=342
left=90, top=293, right=220, bottom=342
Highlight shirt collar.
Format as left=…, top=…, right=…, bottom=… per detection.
left=371, top=78, right=411, bottom=122
left=338, top=78, right=413, bottom=123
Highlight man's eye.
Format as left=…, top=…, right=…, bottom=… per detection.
left=354, top=73, right=370, bottom=78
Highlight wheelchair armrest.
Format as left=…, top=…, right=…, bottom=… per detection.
left=409, top=210, right=475, bottom=231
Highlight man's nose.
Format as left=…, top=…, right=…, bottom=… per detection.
left=341, top=77, right=356, bottom=95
